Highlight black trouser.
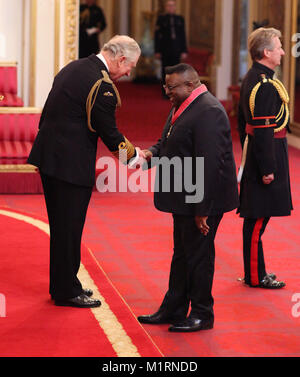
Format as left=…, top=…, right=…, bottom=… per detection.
left=159, top=214, right=223, bottom=321
left=40, top=173, right=93, bottom=300
left=243, top=217, right=270, bottom=286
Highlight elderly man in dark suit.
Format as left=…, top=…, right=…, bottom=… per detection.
left=28, top=35, right=142, bottom=308
left=138, top=64, right=239, bottom=332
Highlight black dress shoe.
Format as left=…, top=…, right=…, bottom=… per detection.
left=257, top=275, right=285, bottom=289
left=55, top=294, right=101, bottom=308
left=51, top=288, right=93, bottom=300
left=138, top=311, right=184, bottom=325
left=239, top=272, right=277, bottom=283
left=169, top=318, right=214, bottom=333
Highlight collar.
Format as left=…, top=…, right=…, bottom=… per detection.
left=96, top=53, right=109, bottom=72
left=253, top=61, right=275, bottom=78
left=171, top=84, right=208, bottom=125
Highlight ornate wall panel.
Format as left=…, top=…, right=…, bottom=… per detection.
left=189, top=0, right=215, bottom=50
left=65, top=0, right=79, bottom=65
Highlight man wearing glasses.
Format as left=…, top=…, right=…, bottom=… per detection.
left=138, top=64, right=239, bottom=332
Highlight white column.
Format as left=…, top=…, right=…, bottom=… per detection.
left=216, top=0, right=234, bottom=100
left=34, top=0, right=56, bottom=108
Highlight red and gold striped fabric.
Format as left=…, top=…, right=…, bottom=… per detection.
left=0, top=108, right=41, bottom=163
left=0, top=63, right=24, bottom=107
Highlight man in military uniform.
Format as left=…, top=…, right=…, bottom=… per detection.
left=28, top=36, right=143, bottom=308
left=155, top=0, right=188, bottom=95
left=79, top=0, right=107, bottom=58
left=238, top=28, right=293, bottom=289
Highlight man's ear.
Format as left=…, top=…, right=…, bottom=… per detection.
left=187, top=81, right=194, bottom=93
left=118, top=56, right=126, bottom=66
left=264, top=48, right=271, bottom=59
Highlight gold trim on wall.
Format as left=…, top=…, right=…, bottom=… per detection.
left=54, top=0, right=61, bottom=75
left=0, top=107, right=41, bottom=114
left=65, top=0, right=79, bottom=65
left=29, top=0, right=37, bottom=107
left=0, top=62, right=18, bottom=67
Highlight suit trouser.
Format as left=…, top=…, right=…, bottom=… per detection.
left=159, top=214, right=223, bottom=320
left=40, top=173, right=93, bottom=300
left=243, top=217, right=270, bottom=286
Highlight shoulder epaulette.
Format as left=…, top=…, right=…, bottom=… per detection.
left=86, top=70, right=121, bottom=133
left=249, top=75, right=289, bottom=133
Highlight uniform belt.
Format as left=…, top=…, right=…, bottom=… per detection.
left=246, top=124, right=286, bottom=138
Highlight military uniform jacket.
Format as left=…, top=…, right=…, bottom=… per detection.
left=28, top=54, right=132, bottom=187
left=238, top=61, right=293, bottom=218
left=154, top=14, right=187, bottom=58
left=148, top=90, right=239, bottom=216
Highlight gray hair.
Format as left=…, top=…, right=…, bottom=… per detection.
left=248, top=27, right=282, bottom=61
left=101, top=35, right=141, bottom=62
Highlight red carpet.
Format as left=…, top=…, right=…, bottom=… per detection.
left=0, top=82, right=299, bottom=357
left=0, top=209, right=163, bottom=357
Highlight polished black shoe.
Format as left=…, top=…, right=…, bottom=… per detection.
left=257, top=275, right=285, bottom=289
left=51, top=288, right=93, bottom=300
left=138, top=311, right=184, bottom=325
left=55, top=294, right=101, bottom=308
left=239, top=272, right=277, bottom=283
left=169, top=317, right=214, bottom=333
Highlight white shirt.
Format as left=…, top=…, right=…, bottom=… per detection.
left=96, top=53, right=109, bottom=72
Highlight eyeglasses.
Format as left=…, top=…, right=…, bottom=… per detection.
left=163, top=82, right=189, bottom=92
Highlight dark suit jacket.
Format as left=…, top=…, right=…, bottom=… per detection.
left=148, top=91, right=239, bottom=216
left=28, top=54, right=128, bottom=187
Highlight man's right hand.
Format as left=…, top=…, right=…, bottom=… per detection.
left=142, top=149, right=153, bottom=162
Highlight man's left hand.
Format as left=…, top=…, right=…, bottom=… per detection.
left=195, top=216, right=209, bottom=236
left=262, top=174, right=274, bottom=185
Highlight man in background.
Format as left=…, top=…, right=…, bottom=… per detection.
left=79, top=0, right=107, bottom=58
left=155, top=0, right=188, bottom=96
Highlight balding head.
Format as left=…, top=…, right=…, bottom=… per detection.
left=165, top=64, right=200, bottom=85
left=164, top=64, right=201, bottom=109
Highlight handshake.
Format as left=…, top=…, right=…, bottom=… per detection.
left=128, top=148, right=153, bottom=168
